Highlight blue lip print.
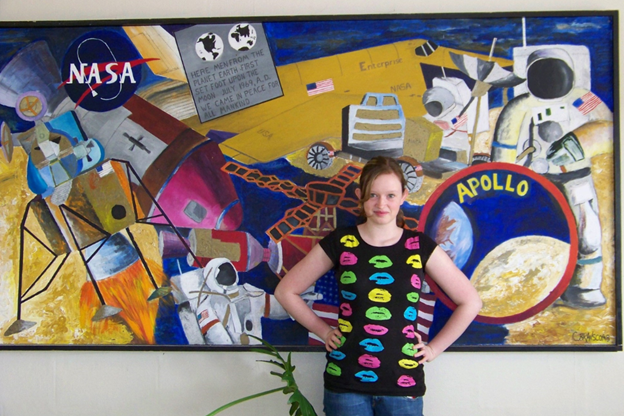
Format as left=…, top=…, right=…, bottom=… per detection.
left=369, top=273, right=395, bottom=285
left=355, top=370, right=379, bottom=383
left=329, top=350, right=346, bottom=360
left=404, top=306, right=418, bottom=321
left=341, top=290, right=357, bottom=300
left=360, top=338, right=384, bottom=353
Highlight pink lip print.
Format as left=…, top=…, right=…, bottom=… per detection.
left=397, top=375, right=416, bottom=387
left=364, top=324, right=389, bottom=336
left=358, top=354, right=381, bottom=369
left=340, top=252, right=358, bottom=265
left=340, top=302, right=353, bottom=316
left=402, top=325, right=416, bottom=339
left=410, top=274, right=422, bottom=289
left=405, top=237, right=420, bottom=250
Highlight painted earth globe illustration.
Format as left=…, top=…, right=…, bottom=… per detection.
left=432, top=201, right=474, bottom=270
left=195, top=32, right=223, bottom=61
left=228, top=24, right=257, bottom=51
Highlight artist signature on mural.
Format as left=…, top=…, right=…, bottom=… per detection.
left=571, top=331, right=612, bottom=343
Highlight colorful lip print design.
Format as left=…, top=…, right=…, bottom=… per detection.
left=402, top=325, right=416, bottom=339
left=326, top=362, right=342, bottom=376
left=338, top=318, right=353, bottom=333
left=340, top=302, right=353, bottom=316
left=337, top=336, right=346, bottom=347
left=358, top=354, right=381, bottom=369
left=340, top=271, right=357, bottom=284
left=366, top=306, right=392, bottom=321
left=410, top=274, right=422, bottom=289
left=406, top=254, right=423, bottom=269
left=402, top=343, right=418, bottom=357
left=369, top=255, right=393, bottom=269
left=398, top=359, right=419, bottom=370
left=340, top=235, right=359, bottom=248
left=369, top=273, right=395, bottom=285
left=368, top=288, right=392, bottom=303
left=340, top=252, right=358, bottom=266
left=404, top=306, right=418, bottom=321
left=407, top=292, right=420, bottom=303
left=364, top=324, right=389, bottom=336
left=405, top=236, right=420, bottom=250
left=329, top=350, right=346, bottom=360
left=355, top=370, right=379, bottom=383
left=397, top=375, right=416, bottom=388
left=341, top=290, right=357, bottom=300
left=360, top=338, right=384, bottom=353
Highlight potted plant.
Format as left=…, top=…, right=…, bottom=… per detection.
left=206, top=336, right=318, bottom=416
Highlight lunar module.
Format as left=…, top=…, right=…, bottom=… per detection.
left=0, top=38, right=240, bottom=341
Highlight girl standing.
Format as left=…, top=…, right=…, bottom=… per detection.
left=275, top=156, right=482, bottom=416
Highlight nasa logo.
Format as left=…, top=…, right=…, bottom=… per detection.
left=61, top=30, right=157, bottom=111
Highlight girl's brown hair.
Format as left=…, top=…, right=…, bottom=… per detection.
left=357, top=156, right=407, bottom=227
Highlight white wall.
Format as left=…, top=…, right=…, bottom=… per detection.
left=0, top=0, right=622, bottom=415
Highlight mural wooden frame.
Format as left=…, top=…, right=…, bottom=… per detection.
left=0, top=10, right=620, bottom=351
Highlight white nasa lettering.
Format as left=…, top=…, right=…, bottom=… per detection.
left=67, top=62, right=137, bottom=85
left=105, top=63, right=119, bottom=83
left=68, top=63, right=88, bottom=83
left=119, top=62, right=136, bottom=84
left=87, top=64, right=102, bottom=84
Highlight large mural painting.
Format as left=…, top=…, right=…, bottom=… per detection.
left=0, top=12, right=619, bottom=350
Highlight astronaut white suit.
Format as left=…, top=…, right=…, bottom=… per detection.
left=491, top=47, right=613, bottom=308
left=172, top=257, right=321, bottom=345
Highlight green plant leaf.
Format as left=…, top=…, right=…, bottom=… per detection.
left=205, top=387, right=284, bottom=416
left=206, top=336, right=318, bottom=416
left=258, top=359, right=286, bottom=369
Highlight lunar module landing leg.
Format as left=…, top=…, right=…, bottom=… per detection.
left=4, top=159, right=194, bottom=337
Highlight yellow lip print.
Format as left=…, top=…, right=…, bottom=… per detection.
left=398, top=359, right=419, bottom=369
left=368, top=288, right=392, bottom=303
left=340, top=235, right=359, bottom=248
left=406, top=254, right=423, bottom=269
left=338, top=319, right=353, bottom=333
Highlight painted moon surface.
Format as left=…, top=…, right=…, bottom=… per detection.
left=471, top=235, right=569, bottom=318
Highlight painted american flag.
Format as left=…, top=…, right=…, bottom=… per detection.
left=573, top=92, right=602, bottom=115
left=306, top=78, right=335, bottom=96
left=416, top=292, right=437, bottom=343
left=452, top=113, right=468, bottom=129
left=309, top=303, right=338, bottom=346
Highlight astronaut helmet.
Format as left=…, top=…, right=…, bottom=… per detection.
left=202, top=257, right=239, bottom=295
left=422, top=77, right=470, bottom=118
left=525, top=48, right=575, bottom=100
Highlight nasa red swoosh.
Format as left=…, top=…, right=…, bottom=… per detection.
left=59, top=58, right=159, bottom=108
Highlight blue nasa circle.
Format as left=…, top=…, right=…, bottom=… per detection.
left=61, top=30, right=142, bottom=112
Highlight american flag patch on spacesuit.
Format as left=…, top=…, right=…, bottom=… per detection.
left=573, top=92, right=602, bottom=115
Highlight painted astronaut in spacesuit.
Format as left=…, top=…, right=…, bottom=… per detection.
left=172, top=257, right=322, bottom=345
left=491, top=46, right=613, bottom=308
left=422, top=76, right=489, bottom=166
